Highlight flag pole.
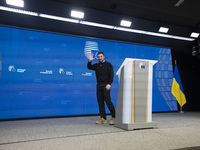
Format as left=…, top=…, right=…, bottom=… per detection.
left=172, top=59, right=186, bottom=114
left=175, top=60, right=184, bottom=113
left=180, top=106, right=184, bottom=113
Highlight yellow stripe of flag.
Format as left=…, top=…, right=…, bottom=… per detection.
left=171, top=64, right=186, bottom=107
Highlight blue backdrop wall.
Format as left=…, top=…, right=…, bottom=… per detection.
left=0, top=25, right=177, bottom=119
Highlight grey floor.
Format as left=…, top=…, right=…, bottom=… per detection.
left=0, top=112, right=200, bottom=150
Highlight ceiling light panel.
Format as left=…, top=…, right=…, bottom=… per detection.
left=190, top=32, right=199, bottom=38
left=71, top=10, right=84, bottom=19
left=120, top=20, right=132, bottom=27
left=159, top=27, right=169, bottom=33
left=6, top=0, right=24, bottom=7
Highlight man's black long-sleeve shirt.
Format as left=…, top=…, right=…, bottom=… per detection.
left=87, top=61, right=114, bottom=85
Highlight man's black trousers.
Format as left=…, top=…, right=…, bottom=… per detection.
left=96, top=84, right=115, bottom=120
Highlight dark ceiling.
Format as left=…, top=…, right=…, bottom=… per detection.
left=55, top=0, right=200, bottom=30
left=0, top=0, right=200, bottom=53
left=50, top=0, right=200, bottom=52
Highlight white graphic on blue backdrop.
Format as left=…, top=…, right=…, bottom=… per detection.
left=8, top=65, right=26, bottom=73
left=66, top=71, right=73, bottom=75
left=8, top=65, right=16, bottom=72
left=59, top=68, right=73, bottom=75
left=81, top=72, right=92, bottom=76
left=59, top=68, right=65, bottom=74
left=84, top=41, right=99, bottom=59
left=155, top=48, right=177, bottom=111
left=40, top=70, right=53, bottom=74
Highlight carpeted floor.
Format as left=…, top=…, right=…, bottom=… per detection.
left=174, top=146, right=200, bottom=150
left=0, top=112, right=200, bottom=150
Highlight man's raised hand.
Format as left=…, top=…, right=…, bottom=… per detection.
left=88, top=53, right=95, bottom=62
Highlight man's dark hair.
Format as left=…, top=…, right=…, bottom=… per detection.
left=97, top=52, right=104, bottom=56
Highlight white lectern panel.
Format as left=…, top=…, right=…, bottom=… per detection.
left=122, top=61, right=133, bottom=124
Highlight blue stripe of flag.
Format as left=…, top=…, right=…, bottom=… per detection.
left=174, top=64, right=184, bottom=94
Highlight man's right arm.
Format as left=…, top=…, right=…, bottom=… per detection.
left=87, top=53, right=95, bottom=70
left=87, top=61, right=95, bottom=70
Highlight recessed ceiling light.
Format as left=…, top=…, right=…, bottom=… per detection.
left=71, top=10, right=84, bottom=19
left=190, top=32, right=199, bottom=38
left=6, top=0, right=24, bottom=7
left=120, top=20, right=132, bottom=27
left=159, top=27, right=169, bottom=33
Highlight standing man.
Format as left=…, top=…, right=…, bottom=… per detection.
left=87, top=52, right=116, bottom=125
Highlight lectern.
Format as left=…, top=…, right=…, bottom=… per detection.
left=115, top=58, right=158, bottom=130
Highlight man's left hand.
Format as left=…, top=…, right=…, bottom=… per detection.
left=105, top=84, right=111, bottom=91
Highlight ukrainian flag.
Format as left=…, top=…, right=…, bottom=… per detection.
left=171, top=64, right=186, bottom=107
